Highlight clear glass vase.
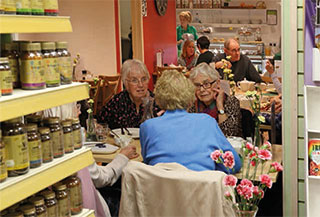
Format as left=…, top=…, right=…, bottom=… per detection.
left=86, top=114, right=97, bottom=142
left=232, top=203, right=258, bottom=217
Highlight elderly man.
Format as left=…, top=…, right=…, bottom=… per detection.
left=212, top=38, right=262, bottom=82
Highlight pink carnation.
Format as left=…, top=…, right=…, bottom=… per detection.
left=222, top=151, right=235, bottom=169
left=237, top=185, right=253, bottom=200
left=270, top=162, right=283, bottom=172
left=223, top=175, right=238, bottom=188
left=210, top=150, right=222, bottom=162
left=250, top=160, right=256, bottom=167
left=240, top=179, right=253, bottom=188
left=253, top=186, right=264, bottom=198
left=257, top=149, right=272, bottom=160
left=262, top=141, right=272, bottom=150
left=249, top=151, right=257, bottom=159
left=224, top=191, right=232, bottom=198
left=246, top=142, right=253, bottom=150
left=259, top=174, right=273, bottom=188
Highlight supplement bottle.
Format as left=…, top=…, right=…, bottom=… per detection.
left=39, top=127, right=53, bottom=163
left=54, top=183, right=71, bottom=217
left=44, top=117, right=64, bottom=158
left=42, top=190, right=58, bottom=217
left=0, top=129, right=8, bottom=183
left=25, top=123, right=42, bottom=168
left=0, top=57, right=13, bottom=96
left=42, top=42, right=60, bottom=87
left=56, top=42, right=72, bottom=84
left=64, top=174, right=83, bottom=215
left=61, top=120, right=74, bottom=154
left=2, top=43, right=20, bottom=88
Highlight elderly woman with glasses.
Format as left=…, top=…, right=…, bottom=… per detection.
left=190, top=63, right=242, bottom=137
left=140, top=70, right=241, bottom=173
left=98, top=59, right=159, bottom=129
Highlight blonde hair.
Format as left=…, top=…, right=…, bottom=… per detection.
left=155, top=70, right=195, bottom=110
left=181, top=40, right=196, bottom=59
left=179, top=11, right=192, bottom=23
left=189, top=62, right=221, bottom=81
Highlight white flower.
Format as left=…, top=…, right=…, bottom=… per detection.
left=258, top=115, right=265, bottom=123
left=87, top=108, right=93, bottom=113
left=88, top=99, right=94, bottom=104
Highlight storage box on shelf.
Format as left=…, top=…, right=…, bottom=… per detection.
left=304, top=85, right=320, bottom=217
left=0, top=15, right=95, bottom=217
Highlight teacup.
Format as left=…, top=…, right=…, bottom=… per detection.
left=237, top=80, right=255, bottom=92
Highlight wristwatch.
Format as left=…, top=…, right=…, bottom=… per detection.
left=218, top=109, right=225, bottom=115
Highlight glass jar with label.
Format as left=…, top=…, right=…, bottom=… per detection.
left=3, top=43, right=20, bottom=88
left=56, top=42, right=72, bottom=85
left=0, top=57, right=13, bottom=96
left=54, top=183, right=71, bottom=217
left=2, top=117, right=29, bottom=177
left=25, top=114, right=42, bottom=128
left=0, top=129, right=8, bottom=183
left=30, top=0, right=44, bottom=15
left=61, top=120, right=74, bottom=154
left=70, top=118, right=82, bottom=149
left=42, top=190, right=58, bottom=217
left=43, top=0, right=58, bottom=15
left=20, top=42, right=45, bottom=90
left=39, top=127, right=53, bottom=163
left=3, top=0, right=16, bottom=14
left=26, top=123, right=42, bottom=168
left=29, top=196, right=47, bottom=217
left=41, top=42, right=60, bottom=87
left=20, top=205, right=36, bottom=217
left=44, top=117, right=64, bottom=158
left=16, top=0, right=32, bottom=15
left=64, top=174, right=83, bottom=215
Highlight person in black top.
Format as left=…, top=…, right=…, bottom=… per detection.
left=212, top=38, right=262, bottom=82
left=196, top=36, right=214, bottom=65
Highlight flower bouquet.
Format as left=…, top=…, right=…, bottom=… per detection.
left=211, top=142, right=283, bottom=217
left=221, top=56, right=236, bottom=95
left=86, top=99, right=97, bottom=141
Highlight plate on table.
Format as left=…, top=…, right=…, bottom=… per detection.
left=91, top=143, right=119, bottom=154
left=111, top=128, right=140, bottom=139
left=265, top=88, right=278, bottom=94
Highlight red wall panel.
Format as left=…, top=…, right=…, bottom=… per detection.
left=143, top=0, right=177, bottom=89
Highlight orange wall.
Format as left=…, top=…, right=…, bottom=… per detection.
left=143, top=0, right=177, bottom=88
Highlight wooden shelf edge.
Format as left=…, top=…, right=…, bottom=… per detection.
left=0, top=82, right=89, bottom=122
left=0, top=148, right=94, bottom=211
left=0, top=15, right=72, bottom=33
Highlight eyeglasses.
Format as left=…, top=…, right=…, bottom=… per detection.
left=228, top=48, right=240, bottom=53
left=194, top=80, right=216, bottom=90
left=126, top=77, right=149, bottom=85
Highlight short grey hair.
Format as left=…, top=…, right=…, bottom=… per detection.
left=189, top=62, right=221, bottom=82
left=121, top=59, right=150, bottom=84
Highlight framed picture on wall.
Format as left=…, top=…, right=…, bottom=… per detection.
left=267, top=10, right=277, bottom=25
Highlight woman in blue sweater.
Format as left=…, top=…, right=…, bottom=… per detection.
left=140, top=70, right=241, bottom=173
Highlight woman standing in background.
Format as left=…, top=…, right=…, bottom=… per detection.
left=177, top=11, right=198, bottom=56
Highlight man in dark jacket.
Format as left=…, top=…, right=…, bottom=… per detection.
left=212, top=38, right=262, bottom=82
left=196, top=36, right=214, bottom=65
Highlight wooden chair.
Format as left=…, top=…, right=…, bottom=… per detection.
left=153, top=66, right=185, bottom=85
left=96, top=74, right=121, bottom=113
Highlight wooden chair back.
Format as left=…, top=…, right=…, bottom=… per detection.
left=155, top=66, right=184, bottom=78
left=97, top=74, right=121, bottom=111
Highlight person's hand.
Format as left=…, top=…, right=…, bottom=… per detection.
left=215, top=60, right=231, bottom=69
left=120, top=145, right=139, bottom=160
left=157, top=110, right=165, bottom=117
left=177, top=39, right=183, bottom=45
left=265, top=60, right=274, bottom=75
left=213, top=82, right=225, bottom=109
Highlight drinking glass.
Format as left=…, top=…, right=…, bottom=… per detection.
left=96, top=123, right=110, bottom=142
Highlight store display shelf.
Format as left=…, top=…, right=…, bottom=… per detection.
left=0, top=82, right=89, bottom=122
left=191, top=22, right=267, bottom=28
left=176, top=8, right=266, bottom=11
left=0, top=147, right=94, bottom=211
left=74, top=209, right=95, bottom=217
left=0, top=15, right=72, bottom=33
left=308, top=176, right=320, bottom=180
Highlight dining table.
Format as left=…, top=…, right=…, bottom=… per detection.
left=92, top=136, right=282, bottom=182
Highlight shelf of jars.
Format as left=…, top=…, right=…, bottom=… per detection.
left=0, top=15, right=72, bottom=33
left=176, top=8, right=266, bottom=11
left=0, top=147, right=94, bottom=211
left=74, top=209, right=95, bottom=217
left=0, top=82, right=89, bottom=122
left=191, top=22, right=268, bottom=28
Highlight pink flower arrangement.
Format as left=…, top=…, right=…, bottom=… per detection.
left=210, top=141, right=283, bottom=212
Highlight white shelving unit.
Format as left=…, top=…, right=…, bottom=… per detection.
left=304, top=85, right=320, bottom=217
left=0, top=15, right=95, bottom=216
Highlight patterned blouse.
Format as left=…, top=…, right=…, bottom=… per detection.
left=191, top=95, right=242, bottom=137
left=97, top=90, right=159, bottom=130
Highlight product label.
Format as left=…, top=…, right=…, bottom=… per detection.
left=43, top=0, right=58, bottom=10
left=57, top=197, right=70, bottom=217
left=69, top=186, right=83, bottom=214
left=20, top=59, right=45, bottom=86
left=47, top=205, right=58, bottom=217
left=0, top=147, right=8, bottom=180
left=59, top=56, right=72, bottom=81
left=73, top=129, right=81, bottom=149
left=8, top=58, right=19, bottom=83
left=1, top=69, right=13, bottom=95
left=50, top=131, right=64, bottom=157
left=16, top=0, right=31, bottom=9
left=4, top=0, right=16, bottom=11
left=63, top=133, right=73, bottom=153
left=44, top=57, right=60, bottom=84
left=28, top=139, right=42, bottom=165
left=3, top=134, right=29, bottom=171
left=42, top=140, right=53, bottom=162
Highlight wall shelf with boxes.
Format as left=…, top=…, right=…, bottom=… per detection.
left=304, top=85, right=320, bottom=217
left=0, top=14, right=95, bottom=217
